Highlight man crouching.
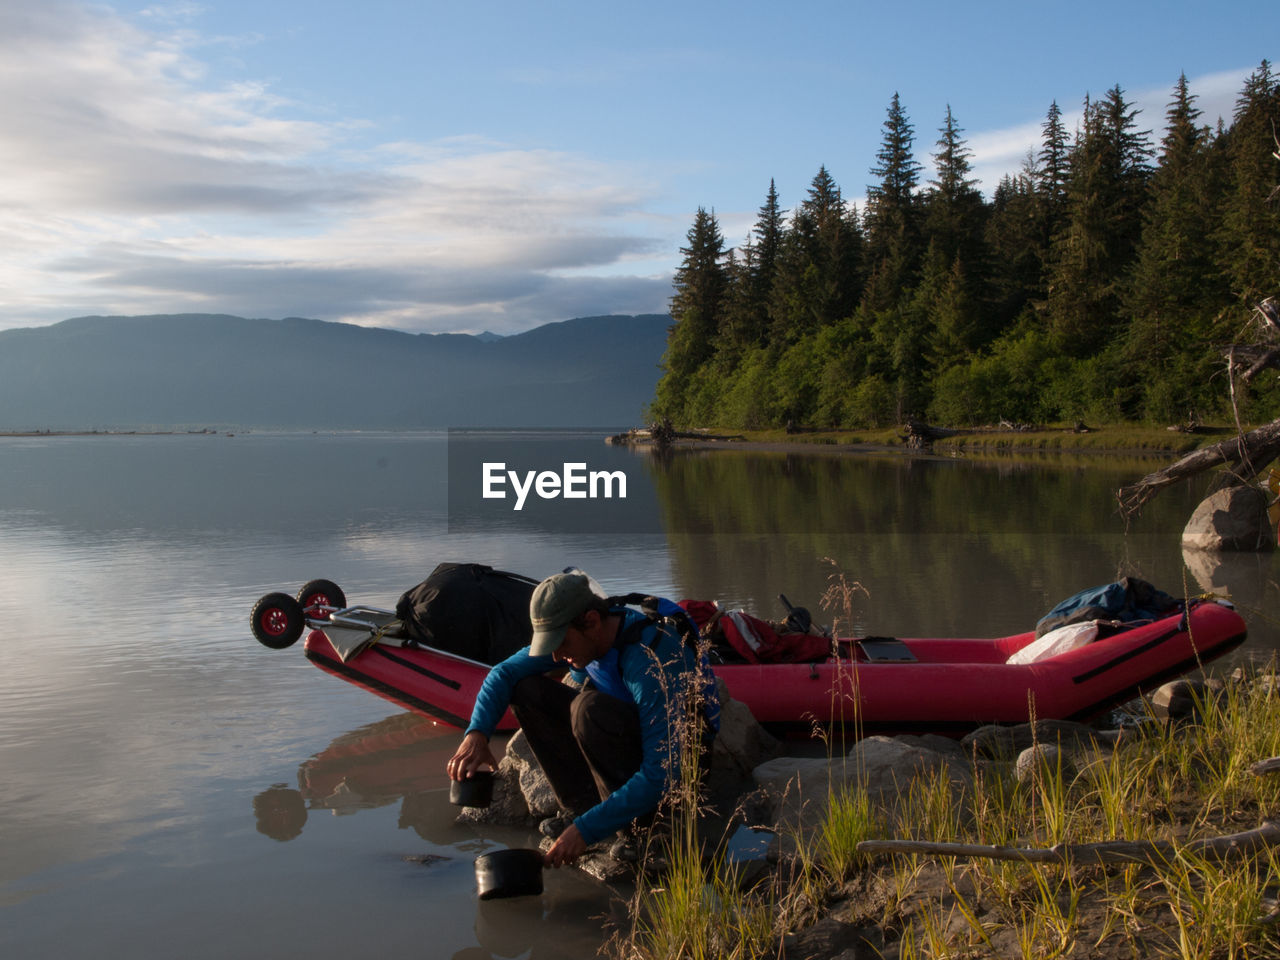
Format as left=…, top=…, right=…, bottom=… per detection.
left=446, top=571, right=718, bottom=866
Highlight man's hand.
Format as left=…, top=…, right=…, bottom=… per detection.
left=543, top=823, right=586, bottom=867
left=447, top=730, right=496, bottom=781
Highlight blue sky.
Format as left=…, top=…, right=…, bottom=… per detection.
left=0, top=0, right=1275, bottom=335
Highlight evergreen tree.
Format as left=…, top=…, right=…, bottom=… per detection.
left=922, top=106, right=991, bottom=354
left=753, top=179, right=785, bottom=320
left=1125, top=73, right=1223, bottom=419
left=770, top=166, right=863, bottom=341
left=653, top=207, right=726, bottom=422
left=1046, top=86, right=1153, bottom=355
left=985, top=157, right=1045, bottom=323
left=715, top=181, right=789, bottom=361
left=1215, top=60, right=1280, bottom=307
left=715, top=243, right=755, bottom=362
left=925, top=106, right=987, bottom=265
left=1096, top=84, right=1155, bottom=263
left=863, top=93, right=924, bottom=312
left=1037, top=100, right=1071, bottom=239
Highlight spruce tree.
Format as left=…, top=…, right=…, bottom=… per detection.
left=770, top=166, right=862, bottom=341
left=863, top=93, right=924, bottom=313
left=1037, top=100, right=1071, bottom=241
left=716, top=243, right=756, bottom=363
left=1215, top=60, right=1280, bottom=307
left=986, top=158, right=1045, bottom=323
left=1126, top=73, right=1222, bottom=419
left=653, top=207, right=726, bottom=423
left=753, top=180, right=785, bottom=321
left=922, top=106, right=991, bottom=355
left=925, top=106, right=986, bottom=263
left=1046, top=87, right=1153, bottom=356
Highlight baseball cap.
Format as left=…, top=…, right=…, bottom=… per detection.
left=529, top=572, right=596, bottom=656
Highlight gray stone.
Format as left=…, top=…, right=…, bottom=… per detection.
left=962, top=720, right=1118, bottom=762
left=850, top=736, right=972, bottom=796
left=888, top=733, right=968, bottom=758
left=1150, top=677, right=1226, bottom=721
left=711, top=680, right=781, bottom=776
left=500, top=728, right=560, bottom=819
left=1015, top=743, right=1076, bottom=785
left=1182, top=484, right=1275, bottom=552
left=752, top=735, right=971, bottom=829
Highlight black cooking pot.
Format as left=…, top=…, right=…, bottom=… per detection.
left=475, top=847, right=544, bottom=900
left=449, top=771, right=494, bottom=808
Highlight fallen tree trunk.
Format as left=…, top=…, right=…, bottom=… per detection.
left=1117, top=419, right=1280, bottom=518
left=1250, top=756, right=1280, bottom=776
left=902, top=419, right=958, bottom=449
left=857, top=820, right=1280, bottom=866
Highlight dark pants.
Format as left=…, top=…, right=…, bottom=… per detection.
left=509, top=675, right=644, bottom=818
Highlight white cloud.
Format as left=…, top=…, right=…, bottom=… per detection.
left=0, top=2, right=676, bottom=334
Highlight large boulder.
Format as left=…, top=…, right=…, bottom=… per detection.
left=712, top=680, right=781, bottom=775
left=1149, top=677, right=1226, bottom=722
left=752, top=735, right=972, bottom=829
left=506, top=728, right=560, bottom=819
left=1182, top=484, right=1275, bottom=552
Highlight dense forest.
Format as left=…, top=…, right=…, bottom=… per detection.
left=652, top=64, right=1280, bottom=430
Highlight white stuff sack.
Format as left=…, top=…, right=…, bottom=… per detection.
left=1006, top=620, right=1100, bottom=665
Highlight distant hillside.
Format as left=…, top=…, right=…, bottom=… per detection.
left=0, top=313, right=673, bottom=430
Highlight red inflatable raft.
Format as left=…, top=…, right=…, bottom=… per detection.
left=300, top=599, right=1246, bottom=737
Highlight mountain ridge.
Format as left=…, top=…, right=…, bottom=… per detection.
left=0, top=313, right=673, bottom=430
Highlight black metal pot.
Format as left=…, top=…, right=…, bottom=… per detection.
left=449, top=771, right=494, bottom=808
left=474, top=847, right=544, bottom=900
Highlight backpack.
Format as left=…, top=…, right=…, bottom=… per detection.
left=714, top=610, right=833, bottom=664
left=605, top=593, right=721, bottom=732
left=394, top=563, right=539, bottom=664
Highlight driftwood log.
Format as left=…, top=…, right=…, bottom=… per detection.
left=1250, top=756, right=1280, bottom=776
left=857, top=821, right=1280, bottom=866
left=1116, top=419, right=1280, bottom=518
left=903, top=419, right=958, bottom=449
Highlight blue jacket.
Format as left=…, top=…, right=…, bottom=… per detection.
left=465, top=608, right=714, bottom=845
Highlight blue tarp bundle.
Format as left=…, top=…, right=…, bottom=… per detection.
left=1034, top=577, right=1181, bottom=638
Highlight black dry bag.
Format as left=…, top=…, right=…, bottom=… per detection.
left=394, top=563, right=538, bottom=664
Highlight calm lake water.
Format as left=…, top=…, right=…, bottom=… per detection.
left=1, top=431, right=1276, bottom=958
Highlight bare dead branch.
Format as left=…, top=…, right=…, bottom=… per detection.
left=1221, top=342, right=1280, bottom=383
left=857, top=820, right=1280, bottom=866
left=1256, top=297, right=1280, bottom=336
left=1117, top=418, right=1280, bottom=518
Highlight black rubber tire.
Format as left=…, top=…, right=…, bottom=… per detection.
left=296, top=579, right=346, bottom=617
left=251, top=592, right=306, bottom=649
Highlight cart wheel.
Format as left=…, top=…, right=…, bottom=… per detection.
left=251, top=593, right=306, bottom=649
left=296, top=579, right=346, bottom=618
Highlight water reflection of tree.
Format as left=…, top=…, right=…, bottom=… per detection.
left=641, top=450, right=1207, bottom=637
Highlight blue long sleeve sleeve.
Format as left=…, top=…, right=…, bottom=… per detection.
left=464, top=647, right=580, bottom=738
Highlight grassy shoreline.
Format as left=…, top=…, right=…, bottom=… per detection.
left=617, top=673, right=1280, bottom=959
left=634, top=423, right=1248, bottom=458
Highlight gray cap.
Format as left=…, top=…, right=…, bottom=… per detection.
left=529, top=572, right=596, bottom=656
